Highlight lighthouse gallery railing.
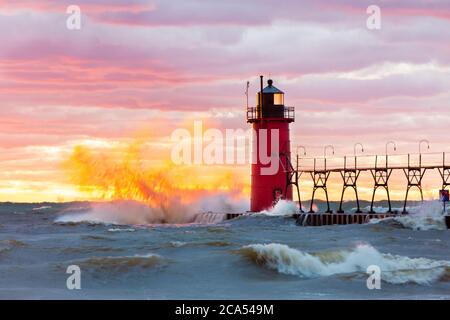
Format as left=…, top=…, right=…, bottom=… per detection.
left=246, top=106, right=295, bottom=121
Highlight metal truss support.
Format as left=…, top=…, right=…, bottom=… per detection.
left=402, top=154, right=427, bottom=213
left=438, top=167, right=450, bottom=190
left=338, top=169, right=361, bottom=213
left=438, top=153, right=450, bottom=191
left=309, top=171, right=332, bottom=213
left=370, top=168, right=393, bottom=213
left=402, top=171, right=426, bottom=213
left=281, top=151, right=303, bottom=213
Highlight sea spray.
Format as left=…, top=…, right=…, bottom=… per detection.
left=239, top=243, right=450, bottom=285
left=260, top=200, right=298, bottom=216
left=370, top=201, right=447, bottom=230
left=393, top=201, right=447, bottom=230
left=62, top=143, right=249, bottom=225
left=55, top=200, right=198, bottom=225
left=55, top=196, right=248, bottom=225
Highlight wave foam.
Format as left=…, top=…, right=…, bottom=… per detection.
left=55, top=195, right=248, bottom=226
left=169, top=241, right=187, bottom=247
left=107, top=228, right=136, bottom=232
left=32, top=205, right=52, bottom=211
left=370, top=201, right=447, bottom=230
left=393, top=201, right=447, bottom=230
left=239, top=243, right=450, bottom=285
left=260, top=200, right=298, bottom=216
left=55, top=200, right=198, bottom=225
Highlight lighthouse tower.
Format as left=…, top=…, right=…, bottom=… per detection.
left=247, top=76, right=295, bottom=212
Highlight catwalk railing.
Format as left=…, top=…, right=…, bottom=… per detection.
left=283, top=152, right=450, bottom=214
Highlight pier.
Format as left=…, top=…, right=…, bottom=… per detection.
left=202, top=152, right=450, bottom=228
left=293, top=212, right=400, bottom=226
left=282, top=150, right=450, bottom=227
left=284, top=151, right=450, bottom=213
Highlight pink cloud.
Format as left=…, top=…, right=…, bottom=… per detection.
left=0, top=0, right=450, bottom=202
left=2, top=0, right=450, bottom=27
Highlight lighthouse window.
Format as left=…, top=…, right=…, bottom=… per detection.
left=256, top=93, right=261, bottom=105
left=274, top=93, right=284, bottom=105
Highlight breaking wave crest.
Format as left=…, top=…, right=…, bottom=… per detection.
left=260, top=200, right=298, bottom=216
left=169, top=241, right=187, bottom=247
left=54, top=201, right=198, bottom=225
left=393, top=201, right=447, bottom=230
left=239, top=243, right=450, bottom=285
left=107, top=228, right=136, bottom=232
left=54, top=196, right=247, bottom=226
left=372, top=201, right=447, bottom=231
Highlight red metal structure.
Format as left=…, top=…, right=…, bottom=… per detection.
left=247, top=76, right=295, bottom=212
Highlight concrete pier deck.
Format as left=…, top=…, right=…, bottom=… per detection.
left=200, top=211, right=450, bottom=229
left=293, top=212, right=400, bottom=226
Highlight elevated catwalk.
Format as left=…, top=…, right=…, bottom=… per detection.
left=287, top=152, right=450, bottom=214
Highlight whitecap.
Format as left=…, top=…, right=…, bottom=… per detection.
left=32, top=206, right=52, bottom=211
left=240, top=243, right=450, bottom=285
left=169, top=241, right=187, bottom=247
left=260, top=200, right=298, bottom=216
left=393, top=201, right=447, bottom=231
left=107, top=228, right=136, bottom=233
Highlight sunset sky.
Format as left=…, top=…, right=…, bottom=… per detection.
left=1, top=0, right=450, bottom=204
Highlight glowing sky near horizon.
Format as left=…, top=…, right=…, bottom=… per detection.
left=1, top=0, right=450, bottom=203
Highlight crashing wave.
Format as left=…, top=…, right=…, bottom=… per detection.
left=54, top=197, right=248, bottom=226
left=260, top=200, right=298, bottom=216
left=393, top=201, right=447, bottom=230
left=239, top=243, right=450, bottom=285
left=370, top=201, right=447, bottom=231
left=54, top=200, right=199, bottom=225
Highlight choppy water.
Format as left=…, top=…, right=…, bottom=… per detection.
left=0, top=201, right=449, bottom=300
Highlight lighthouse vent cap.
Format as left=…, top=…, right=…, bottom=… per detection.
left=268, top=79, right=273, bottom=87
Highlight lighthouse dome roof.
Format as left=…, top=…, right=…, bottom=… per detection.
left=261, top=79, right=284, bottom=94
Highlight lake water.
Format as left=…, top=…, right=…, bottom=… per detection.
left=0, top=200, right=449, bottom=299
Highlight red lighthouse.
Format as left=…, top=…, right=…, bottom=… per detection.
left=247, top=76, right=295, bottom=212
